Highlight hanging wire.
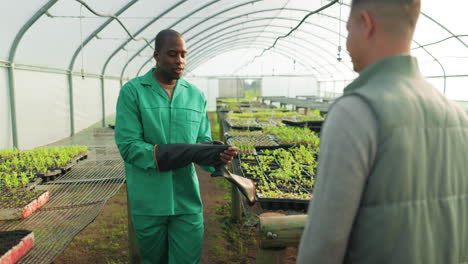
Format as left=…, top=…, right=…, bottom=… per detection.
left=233, top=0, right=339, bottom=74
left=75, top=0, right=153, bottom=49
left=337, top=0, right=343, bottom=62
left=80, top=4, right=85, bottom=79
left=272, top=49, right=275, bottom=76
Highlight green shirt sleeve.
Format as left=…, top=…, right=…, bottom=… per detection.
left=196, top=100, right=216, bottom=173
left=115, top=83, right=157, bottom=170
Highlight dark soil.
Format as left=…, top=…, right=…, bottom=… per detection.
left=0, top=230, right=32, bottom=256
left=0, top=189, right=46, bottom=208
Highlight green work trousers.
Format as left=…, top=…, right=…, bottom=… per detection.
left=132, top=213, right=204, bottom=264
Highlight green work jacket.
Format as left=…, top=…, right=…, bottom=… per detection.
left=115, top=68, right=213, bottom=216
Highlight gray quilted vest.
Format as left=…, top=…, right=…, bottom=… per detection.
left=340, top=55, right=468, bottom=264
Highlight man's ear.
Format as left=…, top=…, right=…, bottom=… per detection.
left=360, top=10, right=376, bottom=39
left=153, top=50, right=159, bottom=63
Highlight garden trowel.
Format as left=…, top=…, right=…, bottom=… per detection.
left=211, top=165, right=257, bottom=206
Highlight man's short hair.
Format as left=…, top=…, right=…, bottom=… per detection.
left=154, top=29, right=183, bottom=52
left=351, top=0, right=421, bottom=37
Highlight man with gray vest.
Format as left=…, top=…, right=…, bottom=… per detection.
left=298, top=0, right=468, bottom=263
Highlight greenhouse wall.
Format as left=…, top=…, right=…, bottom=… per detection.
left=104, top=79, right=121, bottom=118
left=446, top=77, right=468, bottom=101
left=185, top=77, right=219, bottom=112
left=218, top=79, right=245, bottom=99
left=0, top=67, right=12, bottom=149
left=73, top=76, right=102, bottom=132
left=15, top=70, right=70, bottom=150
left=261, top=77, right=318, bottom=98
left=317, top=81, right=349, bottom=98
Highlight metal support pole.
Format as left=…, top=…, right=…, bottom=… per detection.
left=6, top=63, right=18, bottom=148
left=231, top=185, right=242, bottom=221
left=7, top=0, right=59, bottom=147
left=101, top=75, right=106, bottom=127
left=68, top=0, right=137, bottom=134
left=67, top=73, right=76, bottom=135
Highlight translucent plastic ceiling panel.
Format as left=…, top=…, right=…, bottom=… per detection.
left=423, top=38, right=468, bottom=76
left=73, top=20, right=139, bottom=74
left=186, top=39, right=326, bottom=72
left=184, top=0, right=300, bottom=40
left=106, top=51, right=135, bottom=76
left=111, top=0, right=217, bottom=76
left=413, top=16, right=451, bottom=46
left=173, top=0, right=251, bottom=36
left=445, top=77, right=468, bottom=101
left=421, top=0, right=468, bottom=36
left=182, top=0, right=354, bottom=78
left=126, top=54, right=156, bottom=77
left=110, top=0, right=178, bottom=33
left=0, top=0, right=48, bottom=60
left=61, top=0, right=128, bottom=16
left=187, top=32, right=336, bottom=67
left=412, top=48, right=445, bottom=77
left=187, top=19, right=340, bottom=55
left=15, top=0, right=111, bottom=68
left=187, top=15, right=342, bottom=63
left=190, top=45, right=329, bottom=80
left=192, top=48, right=312, bottom=77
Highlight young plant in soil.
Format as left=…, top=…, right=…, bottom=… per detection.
left=264, top=126, right=320, bottom=146
left=236, top=143, right=257, bottom=155
left=228, top=135, right=277, bottom=147
left=0, top=171, right=46, bottom=210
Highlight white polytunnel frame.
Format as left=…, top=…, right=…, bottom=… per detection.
left=1, top=0, right=467, bottom=149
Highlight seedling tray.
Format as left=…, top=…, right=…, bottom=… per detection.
left=230, top=126, right=263, bottom=131
left=74, top=151, right=89, bottom=162
left=227, top=135, right=279, bottom=156
left=58, top=160, right=77, bottom=174
left=238, top=153, right=314, bottom=211
left=256, top=197, right=309, bottom=211
left=282, top=120, right=324, bottom=133
left=25, top=177, right=43, bottom=191
left=0, top=230, right=34, bottom=264
left=0, top=190, right=50, bottom=220
left=35, top=169, right=61, bottom=182
left=225, top=120, right=262, bottom=130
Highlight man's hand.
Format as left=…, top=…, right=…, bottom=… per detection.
left=220, top=146, right=238, bottom=164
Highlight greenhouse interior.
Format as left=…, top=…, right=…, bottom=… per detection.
left=1, top=0, right=467, bottom=263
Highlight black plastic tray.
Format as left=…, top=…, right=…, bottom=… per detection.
left=257, top=197, right=309, bottom=211
left=237, top=155, right=313, bottom=211
left=255, top=144, right=310, bottom=150
left=224, top=120, right=262, bottom=131
left=229, top=126, right=263, bottom=131
left=281, top=120, right=324, bottom=133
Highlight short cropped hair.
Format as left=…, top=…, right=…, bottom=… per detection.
left=154, top=29, right=183, bottom=52
left=351, top=0, right=421, bottom=37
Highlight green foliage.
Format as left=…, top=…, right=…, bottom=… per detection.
left=263, top=126, right=320, bottom=146
left=210, top=111, right=221, bottom=141
left=226, top=130, right=262, bottom=137
left=236, top=143, right=257, bottom=155
left=240, top=145, right=318, bottom=200
left=226, top=117, right=260, bottom=128
left=0, top=145, right=88, bottom=191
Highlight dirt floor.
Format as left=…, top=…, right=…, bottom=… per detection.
left=54, top=171, right=262, bottom=264
left=54, top=112, right=298, bottom=263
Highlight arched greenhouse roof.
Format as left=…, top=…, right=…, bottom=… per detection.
left=1, top=0, right=467, bottom=149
